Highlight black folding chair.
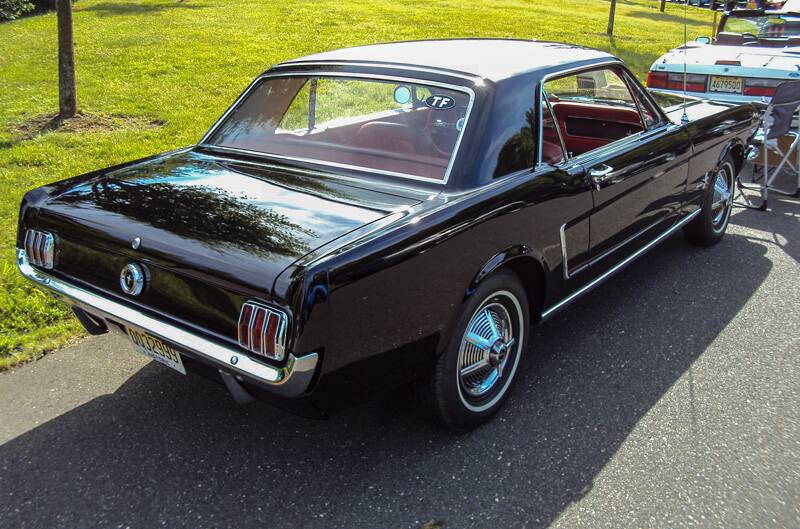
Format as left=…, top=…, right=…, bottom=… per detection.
left=738, top=81, right=800, bottom=210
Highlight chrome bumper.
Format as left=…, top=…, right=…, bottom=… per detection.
left=16, top=248, right=318, bottom=398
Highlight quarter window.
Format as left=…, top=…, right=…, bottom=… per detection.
left=543, top=67, right=646, bottom=158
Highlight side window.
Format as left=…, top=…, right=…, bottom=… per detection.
left=540, top=98, right=566, bottom=165
left=543, top=67, right=646, bottom=158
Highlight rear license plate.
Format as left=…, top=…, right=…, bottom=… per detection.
left=127, top=326, right=186, bottom=375
left=709, top=76, right=742, bottom=94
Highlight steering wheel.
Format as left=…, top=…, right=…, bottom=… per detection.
left=425, top=107, right=463, bottom=157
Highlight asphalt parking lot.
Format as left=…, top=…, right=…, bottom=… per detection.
left=1, top=189, right=798, bottom=529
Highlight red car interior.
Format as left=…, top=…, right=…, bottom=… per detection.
left=549, top=100, right=644, bottom=156
left=266, top=108, right=452, bottom=180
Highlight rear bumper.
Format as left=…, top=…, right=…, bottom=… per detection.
left=656, top=89, right=765, bottom=106
left=16, top=248, right=318, bottom=398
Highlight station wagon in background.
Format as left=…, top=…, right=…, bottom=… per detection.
left=17, top=40, right=757, bottom=431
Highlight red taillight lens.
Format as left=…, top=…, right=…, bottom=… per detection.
left=670, top=73, right=707, bottom=92
left=237, top=302, right=288, bottom=361
left=647, top=71, right=707, bottom=93
left=250, top=307, right=267, bottom=353
left=24, top=229, right=55, bottom=269
left=237, top=304, right=254, bottom=349
left=743, top=78, right=782, bottom=97
left=744, top=86, right=777, bottom=97
left=647, top=71, right=667, bottom=88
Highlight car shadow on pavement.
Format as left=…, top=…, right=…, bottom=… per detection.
left=0, top=231, right=774, bottom=529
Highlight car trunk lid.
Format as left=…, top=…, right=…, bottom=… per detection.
left=27, top=150, right=422, bottom=344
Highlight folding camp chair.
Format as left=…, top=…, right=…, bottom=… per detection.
left=738, top=81, right=800, bottom=210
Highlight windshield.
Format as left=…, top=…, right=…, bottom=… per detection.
left=204, top=75, right=472, bottom=182
left=722, top=14, right=800, bottom=37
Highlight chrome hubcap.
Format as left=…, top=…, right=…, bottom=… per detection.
left=458, top=301, right=516, bottom=398
left=711, top=166, right=732, bottom=227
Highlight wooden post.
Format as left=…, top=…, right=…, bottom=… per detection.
left=660, top=0, right=666, bottom=12
left=607, top=0, right=617, bottom=36
left=712, top=10, right=718, bottom=38
left=57, top=0, right=77, bottom=119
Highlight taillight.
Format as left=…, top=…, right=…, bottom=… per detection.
left=743, top=78, right=783, bottom=97
left=237, top=302, right=288, bottom=361
left=647, top=71, right=667, bottom=88
left=647, top=71, right=706, bottom=92
left=24, top=229, right=55, bottom=269
left=674, top=73, right=707, bottom=92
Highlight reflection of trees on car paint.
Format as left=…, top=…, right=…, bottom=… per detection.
left=55, top=160, right=316, bottom=259
left=494, top=108, right=535, bottom=177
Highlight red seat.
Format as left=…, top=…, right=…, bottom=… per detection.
left=351, top=122, right=417, bottom=154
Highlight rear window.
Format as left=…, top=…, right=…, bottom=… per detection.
left=205, top=75, right=472, bottom=182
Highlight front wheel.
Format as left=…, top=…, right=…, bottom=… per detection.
left=421, top=271, right=530, bottom=432
left=684, top=155, right=735, bottom=246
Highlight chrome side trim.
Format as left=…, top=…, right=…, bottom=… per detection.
left=198, top=70, right=476, bottom=185
left=581, top=213, right=673, bottom=272
left=559, top=224, right=571, bottom=280
left=541, top=209, right=701, bottom=320
left=16, top=249, right=318, bottom=398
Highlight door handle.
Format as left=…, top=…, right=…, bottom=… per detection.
left=589, top=164, right=616, bottom=190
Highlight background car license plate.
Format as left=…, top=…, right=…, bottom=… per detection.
left=127, top=327, right=186, bottom=375
left=709, top=76, right=742, bottom=94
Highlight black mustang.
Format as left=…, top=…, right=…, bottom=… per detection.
left=17, top=40, right=756, bottom=430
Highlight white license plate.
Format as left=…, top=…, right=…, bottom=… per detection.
left=127, top=326, right=186, bottom=375
left=709, top=76, right=743, bottom=94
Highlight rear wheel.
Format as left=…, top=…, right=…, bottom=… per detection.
left=684, top=155, right=735, bottom=246
left=421, top=271, right=530, bottom=431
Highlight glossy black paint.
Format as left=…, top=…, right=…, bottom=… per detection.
left=17, top=40, right=758, bottom=414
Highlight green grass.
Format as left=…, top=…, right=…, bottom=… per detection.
left=0, top=0, right=714, bottom=369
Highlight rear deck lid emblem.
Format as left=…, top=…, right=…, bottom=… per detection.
left=120, top=262, right=146, bottom=296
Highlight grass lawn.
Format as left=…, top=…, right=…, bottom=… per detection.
left=0, top=0, right=714, bottom=369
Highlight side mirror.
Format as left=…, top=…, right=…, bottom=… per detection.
left=695, top=36, right=711, bottom=44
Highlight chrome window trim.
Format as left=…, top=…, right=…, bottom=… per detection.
left=198, top=70, right=477, bottom=185
left=540, top=92, right=569, bottom=165
left=620, top=68, right=670, bottom=131
left=565, top=122, right=674, bottom=168
left=16, top=249, right=317, bottom=397
left=542, top=208, right=701, bottom=320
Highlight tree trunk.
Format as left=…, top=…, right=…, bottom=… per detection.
left=607, top=0, right=617, bottom=36
left=57, top=0, right=77, bottom=118
left=660, top=0, right=666, bottom=12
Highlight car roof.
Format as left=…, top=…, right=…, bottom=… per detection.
left=279, top=39, right=616, bottom=82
